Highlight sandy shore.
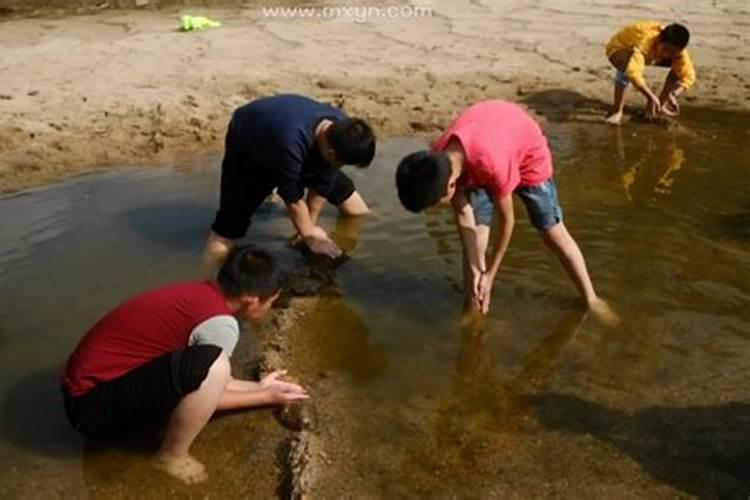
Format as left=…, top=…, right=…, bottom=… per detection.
left=1, top=0, right=749, bottom=192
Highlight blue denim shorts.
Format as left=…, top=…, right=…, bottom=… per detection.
left=469, top=178, right=563, bottom=231
left=614, top=70, right=630, bottom=86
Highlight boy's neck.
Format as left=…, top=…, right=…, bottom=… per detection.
left=444, top=139, right=465, bottom=178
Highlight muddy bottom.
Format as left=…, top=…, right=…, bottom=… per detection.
left=1, top=111, right=750, bottom=498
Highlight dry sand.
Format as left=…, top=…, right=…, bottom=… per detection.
left=1, top=0, right=749, bottom=192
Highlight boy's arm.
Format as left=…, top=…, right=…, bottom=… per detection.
left=275, top=146, right=341, bottom=258
left=219, top=370, right=309, bottom=410
left=625, top=50, right=662, bottom=110
left=226, top=378, right=261, bottom=392
left=476, top=193, right=514, bottom=313
left=672, top=50, right=696, bottom=93
left=452, top=189, right=485, bottom=275
left=485, top=193, right=515, bottom=280
left=287, top=200, right=341, bottom=258
left=216, top=388, right=307, bottom=411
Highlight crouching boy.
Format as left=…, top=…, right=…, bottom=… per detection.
left=605, top=22, right=695, bottom=124
left=61, top=246, right=308, bottom=484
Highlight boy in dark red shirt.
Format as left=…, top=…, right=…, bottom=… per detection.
left=62, top=246, right=308, bottom=484
left=396, top=101, right=617, bottom=324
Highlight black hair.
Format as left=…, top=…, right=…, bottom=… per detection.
left=327, top=118, right=376, bottom=167
left=395, top=150, right=452, bottom=213
left=659, top=23, right=690, bottom=49
left=217, top=245, right=282, bottom=299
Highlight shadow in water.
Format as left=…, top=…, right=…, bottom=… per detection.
left=1, top=367, right=82, bottom=457
left=534, top=393, right=750, bottom=499
left=716, top=202, right=750, bottom=242
left=116, top=201, right=223, bottom=253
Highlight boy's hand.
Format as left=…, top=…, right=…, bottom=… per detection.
left=660, top=92, right=680, bottom=117
left=261, top=370, right=310, bottom=404
left=470, top=270, right=492, bottom=314
left=646, top=95, right=662, bottom=119
left=303, top=227, right=342, bottom=258
left=476, top=272, right=493, bottom=314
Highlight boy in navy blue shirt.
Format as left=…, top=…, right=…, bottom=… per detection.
left=204, top=94, right=376, bottom=266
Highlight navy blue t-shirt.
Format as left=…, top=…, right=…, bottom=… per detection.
left=229, top=94, right=347, bottom=204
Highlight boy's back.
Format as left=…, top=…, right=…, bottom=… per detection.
left=62, top=281, right=233, bottom=397
left=432, top=100, right=552, bottom=197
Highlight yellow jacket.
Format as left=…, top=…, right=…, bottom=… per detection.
left=606, top=21, right=696, bottom=90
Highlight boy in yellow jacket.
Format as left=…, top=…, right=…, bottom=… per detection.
left=605, top=22, right=696, bottom=125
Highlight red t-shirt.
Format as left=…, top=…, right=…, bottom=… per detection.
left=62, top=281, right=232, bottom=397
left=431, top=100, right=553, bottom=198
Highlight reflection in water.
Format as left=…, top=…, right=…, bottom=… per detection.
left=300, top=298, right=389, bottom=384
left=402, top=310, right=586, bottom=488
left=330, top=212, right=367, bottom=255
left=535, top=393, right=750, bottom=498
left=616, top=127, right=687, bottom=201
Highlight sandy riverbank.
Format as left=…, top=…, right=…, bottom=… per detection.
left=1, top=0, right=749, bottom=192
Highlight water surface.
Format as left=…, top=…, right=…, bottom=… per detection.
left=1, top=111, right=749, bottom=498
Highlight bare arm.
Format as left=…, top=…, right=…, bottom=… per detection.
left=475, top=193, right=514, bottom=313
left=287, top=199, right=318, bottom=238
left=218, top=370, right=309, bottom=410
left=287, top=199, right=341, bottom=258
left=452, top=189, right=485, bottom=273
left=485, top=193, right=515, bottom=280
left=306, top=190, right=327, bottom=226
left=216, top=388, right=279, bottom=411
left=226, top=377, right=261, bottom=392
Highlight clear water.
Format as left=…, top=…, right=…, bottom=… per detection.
left=1, top=111, right=749, bottom=498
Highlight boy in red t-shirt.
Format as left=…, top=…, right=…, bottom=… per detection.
left=62, top=246, right=308, bottom=484
left=396, top=101, right=617, bottom=324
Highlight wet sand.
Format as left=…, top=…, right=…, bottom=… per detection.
left=1, top=0, right=749, bottom=192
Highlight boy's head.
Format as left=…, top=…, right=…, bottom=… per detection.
left=217, top=245, right=282, bottom=321
left=323, top=118, right=376, bottom=168
left=656, top=23, right=690, bottom=60
left=396, top=151, right=457, bottom=212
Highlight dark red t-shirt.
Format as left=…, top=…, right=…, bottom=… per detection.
left=62, top=281, right=232, bottom=397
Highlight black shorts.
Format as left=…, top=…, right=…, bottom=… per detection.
left=62, top=344, right=222, bottom=436
left=211, top=122, right=356, bottom=240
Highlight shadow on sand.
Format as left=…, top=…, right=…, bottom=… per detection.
left=534, top=393, right=750, bottom=499
left=520, top=89, right=611, bottom=123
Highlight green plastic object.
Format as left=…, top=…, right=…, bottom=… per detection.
left=179, top=15, right=221, bottom=32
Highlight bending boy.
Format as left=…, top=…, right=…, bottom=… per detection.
left=204, top=94, right=376, bottom=267
left=396, top=100, right=616, bottom=323
left=62, top=246, right=308, bottom=484
left=605, top=22, right=695, bottom=124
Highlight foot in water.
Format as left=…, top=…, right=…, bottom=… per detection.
left=588, top=297, right=621, bottom=328
left=154, top=453, right=208, bottom=484
left=605, top=111, right=624, bottom=125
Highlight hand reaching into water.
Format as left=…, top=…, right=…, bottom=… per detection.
left=303, top=226, right=343, bottom=259
left=470, top=269, right=493, bottom=314
left=660, top=92, right=680, bottom=117
left=475, top=273, right=493, bottom=314
left=646, top=96, right=662, bottom=119
left=261, top=370, right=310, bottom=404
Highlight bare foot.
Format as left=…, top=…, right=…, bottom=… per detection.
left=588, top=297, right=621, bottom=328
left=605, top=111, right=624, bottom=125
left=154, top=453, right=208, bottom=484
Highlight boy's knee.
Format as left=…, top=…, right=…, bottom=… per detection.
left=540, top=222, right=565, bottom=245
